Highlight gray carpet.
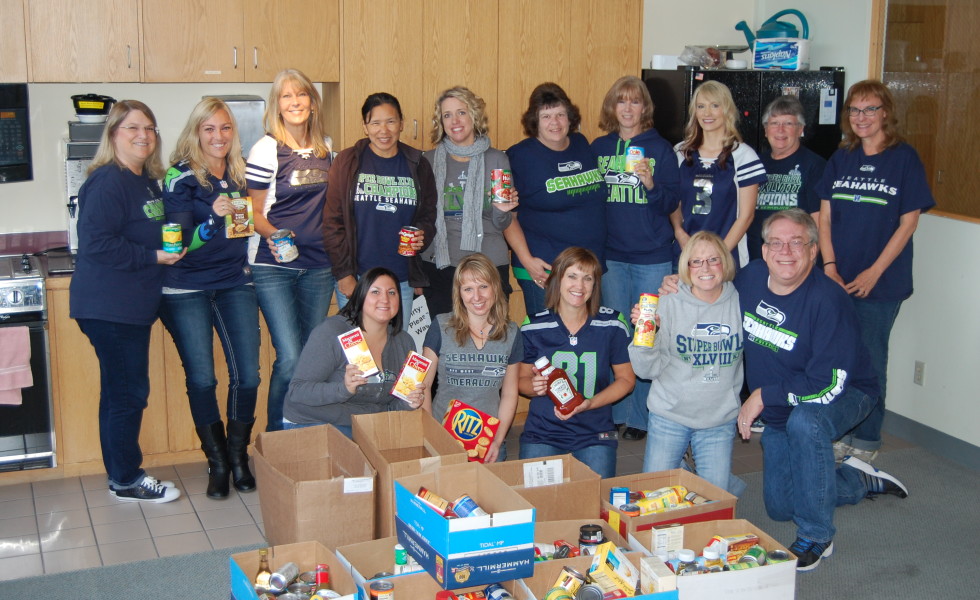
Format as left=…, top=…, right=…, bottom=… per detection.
left=3, top=447, right=977, bottom=599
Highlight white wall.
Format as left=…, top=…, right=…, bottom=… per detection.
left=642, top=0, right=756, bottom=65
left=0, top=82, right=274, bottom=235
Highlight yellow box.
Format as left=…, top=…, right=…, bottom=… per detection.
left=588, top=541, right=638, bottom=596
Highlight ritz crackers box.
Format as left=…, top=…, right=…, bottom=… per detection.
left=442, top=399, right=501, bottom=462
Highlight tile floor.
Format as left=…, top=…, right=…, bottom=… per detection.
left=0, top=426, right=908, bottom=580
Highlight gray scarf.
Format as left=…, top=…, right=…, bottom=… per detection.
left=430, top=135, right=491, bottom=268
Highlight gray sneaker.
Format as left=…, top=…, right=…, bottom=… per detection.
left=111, top=475, right=181, bottom=504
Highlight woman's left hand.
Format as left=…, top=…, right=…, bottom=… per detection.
left=845, top=267, right=883, bottom=298
left=635, top=160, right=654, bottom=190
left=554, top=398, right=592, bottom=421
left=410, top=231, right=425, bottom=252
left=403, top=382, right=426, bottom=409
left=737, top=390, right=764, bottom=440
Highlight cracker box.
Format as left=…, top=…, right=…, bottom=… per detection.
left=442, top=399, right=501, bottom=463
left=339, top=327, right=379, bottom=377
left=391, top=350, right=432, bottom=401
left=225, top=196, right=254, bottom=238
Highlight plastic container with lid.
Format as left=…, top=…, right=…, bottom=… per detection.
left=676, top=549, right=702, bottom=576
left=702, top=546, right=724, bottom=572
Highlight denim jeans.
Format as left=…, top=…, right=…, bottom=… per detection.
left=520, top=441, right=617, bottom=478
left=760, top=387, right=877, bottom=542
left=337, top=279, right=415, bottom=325
left=840, top=298, right=903, bottom=451
left=282, top=419, right=352, bottom=439
left=252, top=264, right=336, bottom=431
left=603, top=259, right=672, bottom=430
left=76, top=318, right=153, bottom=488
left=159, top=284, right=261, bottom=427
left=516, top=278, right=547, bottom=319
left=643, top=412, right=738, bottom=495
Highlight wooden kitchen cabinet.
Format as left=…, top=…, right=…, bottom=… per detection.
left=141, top=0, right=340, bottom=83
left=0, top=0, right=29, bottom=82
left=27, top=0, right=141, bottom=82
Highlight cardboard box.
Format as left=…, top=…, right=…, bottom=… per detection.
left=353, top=410, right=468, bottom=537
left=510, top=553, right=678, bottom=600
left=629, top=519, right=797, bottom=600
left=394, top=462, right=536, bottom=590
left=229, top=541, right=358, bottom=600
left=533, top=519, right=628, bottom=557
left=335, top=536, right=425, bottom=600
left=599, top=469, right=737, bottom=538
left=485, top=454, right=601, bottom=521
left=253, top=424, right=376, bottom=549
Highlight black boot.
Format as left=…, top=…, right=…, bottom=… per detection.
left=226, top=419, right=256, bottom=492
left=196, top=421, right=230, bottom=499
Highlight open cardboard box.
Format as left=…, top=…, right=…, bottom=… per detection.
left=230, top=541, right=357, bottom=600
left=511, top=552, right=679, bottom=600
left=335, top=535, right=424, bottom=600
left=534, top=519, right=628, bottom=557
left=485, top=454, right=601, bottom=521
left=253, top=424, right=376, bottom=549
left=599, top=469, right=737, bottom=538
left=394, top=461, right=536, bottom=590
left=630, top=519, right=797, bottom=600
left=353, top=410, right=468, bottom=537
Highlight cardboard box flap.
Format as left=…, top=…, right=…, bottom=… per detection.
left=485, top=455, right=601, bottom=522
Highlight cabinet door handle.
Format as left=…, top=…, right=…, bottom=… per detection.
left=233, top=46, right=238, bottom=69
left=413, top=119, right=418, bottom=140
left=126, top=45, right=132, bottom=69
left=253, top=47, right=259, bottom=69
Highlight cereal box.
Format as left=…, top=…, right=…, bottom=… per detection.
left=391, top=351, right=432, bottom=402
left=338, top=328, right=379, bottom=378
left=441, top=400, right=500, bottom=463
left=225, top=196, right=254, bottom=238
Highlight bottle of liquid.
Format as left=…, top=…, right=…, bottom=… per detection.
left=254, top=548, right=272, bottom=589
left=676, top=549, right=701, bottom=576
left=702, top=546, right=724, bottom=572
left=314, top=563, right=331, bottom=591
left=534, top=357, right=585, bottom=415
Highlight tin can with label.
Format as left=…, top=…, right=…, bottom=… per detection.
left=269, top=562, right=300, bottom=593
left=397, top=226, right=420, bottom=256
left=624, top=146, right=645, bottom=173
left=552, top=565, right=586, bottom=596
left=633, top=293, right=659, bottom=347
left=162, top=223, right=182, bottom=253
left=542, top=587, right=574, bottom=600
left=452, top=494, right=488, bottom=518
left=768, top=549, right=792, bottom=563
left=270, top=229, right=299, bottom=263
left=369, top=579, right=395, bottom=600
left=739, top=544, right=768, bottom=565
left=485, top=582, right=514, bottom=599
left=491, top=169, right=514, bottom=203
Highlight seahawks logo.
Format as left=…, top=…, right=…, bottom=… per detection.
left=693, top=323, right=731, bottom=336
left=756, top=300, right=786, bottom=325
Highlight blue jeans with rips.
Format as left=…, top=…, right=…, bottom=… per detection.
left=760, top=387, right=877, bottom=543
left=603, top=259, right=672, bottom=430
left=840, top=298, right=902, bottom=451
left=252, top=264, right=336, bottom=431
left=76, top=318, right=153, bottom=489
left=158, top=284, right=261, bottom=427
left=643, top=412, right=740, bottom=495
left=519, top=441, right=617, bottom=479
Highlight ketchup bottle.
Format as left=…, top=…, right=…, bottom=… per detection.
left=534, top=356, right=585, bottom=415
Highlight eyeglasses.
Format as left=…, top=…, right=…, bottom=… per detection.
left=765, top=239, right=811, bottom=252
left=118, top=125, right=159, bottom=135
left=846, top=106, right=883, bottom=118
left=764, top=120, right=801, bottom=129
left=688, top=256, right=722, bottom=268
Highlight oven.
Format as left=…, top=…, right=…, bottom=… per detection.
left=0, top=254, right=55, bottom=471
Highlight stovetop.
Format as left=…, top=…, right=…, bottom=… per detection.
left=0, top=254, right=44, bottom=281
left=0, top=255, right=45, bottom=315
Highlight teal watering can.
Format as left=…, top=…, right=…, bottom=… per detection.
left=735, top=9, right=809, bottom=45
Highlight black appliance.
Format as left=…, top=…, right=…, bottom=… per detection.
left=0, top=254, right=55, bottom=471
left=0, top=83, right=33, bottom=183
left=642, top=67, right=846, bottom=159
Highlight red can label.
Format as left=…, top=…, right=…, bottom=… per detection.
left=398, top=226, right=420, bottom=256
left=491, top=169, right=514, bottom=203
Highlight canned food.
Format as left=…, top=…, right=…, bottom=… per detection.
left=579, top=524, right=604, bottom=543
left=633, top=293, right=659, bottom=347
left=624, top=146, right=645, bottom=173
left=552, top=565, right=586, bottom=595
left=397, top=226, right=420, bottom=256
left=768, top=549, right=792, bottom=563
left=269, top=562, right=300, bottom=593
left=271, top=229, right=299, bottom=263
left=491, top=169, right=514, bottom=203
left=739, top=544, right=768, bottom=565
left=452, top=494, right=488, bottom=518
left=619, top=503, right=641, bottom=517
left=162, top=223, right=182, bottom=253
left=369, top=579, right=395, bottom=600
left=542, top=587, right=574, bottom=600
left=574, top=584, right=605, bottom=600
left=485, top=583, right=514, bottom=599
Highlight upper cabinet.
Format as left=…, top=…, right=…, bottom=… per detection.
left=141, top=0, right=340, bottom=82
left=0, top=0, right=29, bottom=82
left=28, top=0, right=141, bottom=82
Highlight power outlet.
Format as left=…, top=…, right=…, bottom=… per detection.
left=913, top=361, right=926, bottom=386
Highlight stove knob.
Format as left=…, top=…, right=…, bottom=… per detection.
left=6, top=289, right=24, bottom=306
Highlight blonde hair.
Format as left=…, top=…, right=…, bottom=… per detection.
left=598, top=76, right=655, bottom=134
left=89, top=100, right=165, bottom=179
left=448, top=254, right=509, bottom=345
left=263, top=69, right=330, bottom=158
left=544, top=247, right=603, bottom=316
left=170, top=97, right=246, bottom=190
left=429, top=86, right=490, bottom=145
left=678, top=231, right=736, bottom=286
left=678, top=81, right=742, bottom=169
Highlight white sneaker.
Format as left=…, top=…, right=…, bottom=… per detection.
left=111, top=475, right=181, bottom=503
left=842, top=456, right=908, bottom=499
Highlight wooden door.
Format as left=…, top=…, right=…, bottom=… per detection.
left=340, top=0, right=424, bottom=148
left=28, top=0, right=140, bottom=82
left=0, top=0, right=28, bottom=82
left=244, top=0, right=340, bottom=82
left=420, top=0, right=499, bottom=151
left=141, top=0, right=244, bottom=82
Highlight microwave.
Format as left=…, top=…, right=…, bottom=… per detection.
left=0, top=83, right=33, bottom=183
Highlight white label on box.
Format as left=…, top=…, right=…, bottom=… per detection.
left=522, top=459, right=563, bottom=488
left=819, top=88, right=838, bottom=125
left=651, top=524, right=685, bottom=554
left=343, top=477, right=374, bottom=493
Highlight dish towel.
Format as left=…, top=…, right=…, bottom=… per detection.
left=0, top=326, right=32, bottom=406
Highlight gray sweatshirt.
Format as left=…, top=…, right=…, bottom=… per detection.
left=628, top=281, right=743, bottom=429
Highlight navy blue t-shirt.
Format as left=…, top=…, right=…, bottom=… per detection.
left=353, top=150, right=417, bottom=282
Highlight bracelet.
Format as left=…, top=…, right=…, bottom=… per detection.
left=823, top=261, right=836, bottom=266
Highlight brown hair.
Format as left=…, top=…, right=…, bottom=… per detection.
left=170, top=97, right=246, bottom=190
left=447, top=254, right=510, bottom=345
left=429, top=86, right=490, bottom=145
left=544, top=247, right=602, bottom=316
left=598, top=76, right=655, bottom=134
left=263, top=69, right=330, bottom=159
left=678, top=231, right=736, bottom=286
left=678, top=81, right=741, bottom=169
left=520, top=82, right=582, bottom=138
left=89, top=100, right=165, bottom=179
left=840, top=79, right=903, bottom=151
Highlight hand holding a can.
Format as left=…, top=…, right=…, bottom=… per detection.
left=410, top=229, right=425, bottom=253
left=634, top=159, right=654, bottom=190
left=492, top=188, right=520, bottom=212
left=155, top=248, right=186, bottom=265
left=630, top=303, right=661, bottom=328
